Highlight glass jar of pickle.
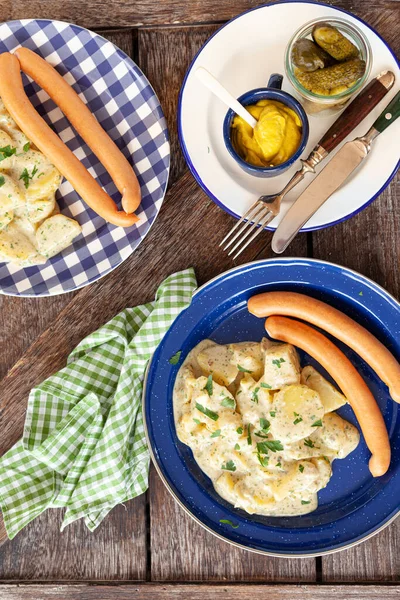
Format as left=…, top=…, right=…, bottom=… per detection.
left=285, top=17, right=372, bottom=116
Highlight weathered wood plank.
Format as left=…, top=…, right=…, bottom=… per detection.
left=138, top=25, right=219, bottom=185
left=139, top=23, right=311, bottom=582
left=0, top=584, right=399, bottom=599
left=0, top=503, right=147, bottom=581
left=0, top=29, right=135, bottom=381
left=5, top=0, right=399, bottom=29
left=0, top=171, right=298, bottom=553
left=150, top=468, right=316, bottom=582
left=312, top=183, right=400, bottom=582
left=0, top=28, right=148, bottom=581
left=321, top=520, right=399, bottom=582
left=312, top=183, right=400, bottom=300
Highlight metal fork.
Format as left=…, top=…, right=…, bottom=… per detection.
left=220, top=146, right=328, bottom=259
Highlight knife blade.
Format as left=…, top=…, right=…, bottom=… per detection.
left=272, top=90, right=400, bottom=254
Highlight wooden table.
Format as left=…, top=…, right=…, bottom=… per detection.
left=0, top=0, right=399, bottom=598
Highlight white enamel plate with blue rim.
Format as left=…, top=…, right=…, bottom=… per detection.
left=178, top=1, right=400, bottom=232
left=0, top=19, right=170, bottom=296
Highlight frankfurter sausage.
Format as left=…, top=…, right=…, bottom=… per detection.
left=15, top=48, right=141, bottom=215
left=0, top=53, right=138, bottom=227
left=265, top=316, right=391, bottom=477
left=248, top=291, right=400, bottom=404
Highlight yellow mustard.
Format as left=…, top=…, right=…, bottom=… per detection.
left=231, top=100, right=302, bottom=168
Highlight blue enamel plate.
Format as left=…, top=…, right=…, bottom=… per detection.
left=0, top=19, right=169, bottom=296
left=143, top=258, right=400, bottom=557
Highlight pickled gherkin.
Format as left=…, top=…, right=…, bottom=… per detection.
left=312, top=23, right=359, bottom=61
left=291, top=38, right=334, bottom=72
left=295, top=58, right=365, bottom=94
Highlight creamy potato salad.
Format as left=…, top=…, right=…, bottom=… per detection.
left=0, top=98, right=81, bottom=266
left=174, top=338, right=360, bottom=516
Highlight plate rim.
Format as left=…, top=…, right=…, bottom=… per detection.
left=0, top=18, right=170, bottom=298
left=177, top=0, right=400, bottom=233
left=143, top=256, right=400, bottom=558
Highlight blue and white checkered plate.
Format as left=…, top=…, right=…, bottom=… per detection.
left=0, top=19, right=170, bottom=296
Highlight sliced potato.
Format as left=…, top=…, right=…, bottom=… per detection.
left=301, top=365, right=347, bottom=412
left=27, top=194, right=56, bottom=223
left=191, top=376, right=236, bottom=425
left=228, top=341, right=264, bottom=380
left=10, top=149, right=62, bottom=202
left=236, top=374, right=272, bottom=428
left=36, top=214, right=81, bottom=258
left=0, top=221, right=38, bottom=262
left=269, top=384, right=325, bottom=444
left=197, top=343, right=238, bottom=386
left=0, top=130, right=17, bottom=169
left=313, top=412, right=360, bottom=459
left=0, top=208, right=13, bottom=230
left=0, top=174, right=26, bottom=212
left=262, top=343, right=300, bottom=390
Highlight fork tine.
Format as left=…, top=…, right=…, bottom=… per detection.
left=232, top=210, right=275, bottom=259
left=227, top=205, right=271, bottom=256
left=222, top=204, right=267, bottom=251
left=219, top=200, right=261, bottom=248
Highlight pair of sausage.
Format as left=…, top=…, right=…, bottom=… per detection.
left=248, top=291, right=398, bottom=477
left=0, top=49, right=141, bottom=227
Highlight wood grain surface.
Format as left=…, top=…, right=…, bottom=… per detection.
left=0, top=0, right=397, bottom=28
left=0, top=0, right=399, bottom=589
left=0, top=584, right=399, bottom=599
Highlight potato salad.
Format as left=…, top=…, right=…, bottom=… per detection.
left=0, top=98, right=81, bottom=266
left=173, top=338, right=360, bottom=516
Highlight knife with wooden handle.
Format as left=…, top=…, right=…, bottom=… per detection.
left=272, top=90, right=400, bottom=254
left=257, top=71, right=395, bottom=214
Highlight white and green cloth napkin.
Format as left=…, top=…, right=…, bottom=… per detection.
left=0, top=268, right=197, bottom=539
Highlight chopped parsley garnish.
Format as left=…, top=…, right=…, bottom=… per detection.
left=276, top=461, right=282, bottom=468
left=257, top=451, right=269, bottom=467
left=221, top=397, right=235, bottom=409
left=236, top=427, right=243, bottom=435
left=23, top=142, right=30, bottom=153
left=251, top=387, right=260, bottom=404
left=0, top=175, right=5, bottom=187
left=193, top=418, right=201, bottom=425
left=311, top=419, right=323, bottom=427
left=301, top=500, right=311, bottom=505
left=304, top=438, right=315, bottom=448
left=255, top=418, right=271, bottom=439
left=293, top=416, right=303, bottom=425
left=0, top=145, right=16, bottom=162
left=234, top=443, right=240, bottom=451
left=359, top=291, right=363, bottom=296
left=260, top=381, right=272, bottom=390
left=247, top=423, right=252, bottom=446
left=195, top=402, right=218, bottom=421
left=237, top=364, right=252, bottom=373
left=269, top=411, right=276, bottom=417
left=260, top=382, right=272, bottom=389
left=219, top=519, right=239, bottom=528
left=272, top=358, right=285, bottom=369
left=210, top=429, right=221, bottom=438
left=168, top=350, right=181, bottom=365
left=19, top=165, right=38, bottom=189
left=299, top=464, right=305, bottom=473
left=221, top=460, right=236, bottom=472
left=203, top=375, right=213, bottom=396
left=257, top=440, right=284, bottom=453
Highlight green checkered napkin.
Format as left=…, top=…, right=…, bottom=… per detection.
left=0, top=268, right=197, bottom=539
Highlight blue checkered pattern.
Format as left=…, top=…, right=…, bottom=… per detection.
left=0, top=19, right=170, bottom=296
